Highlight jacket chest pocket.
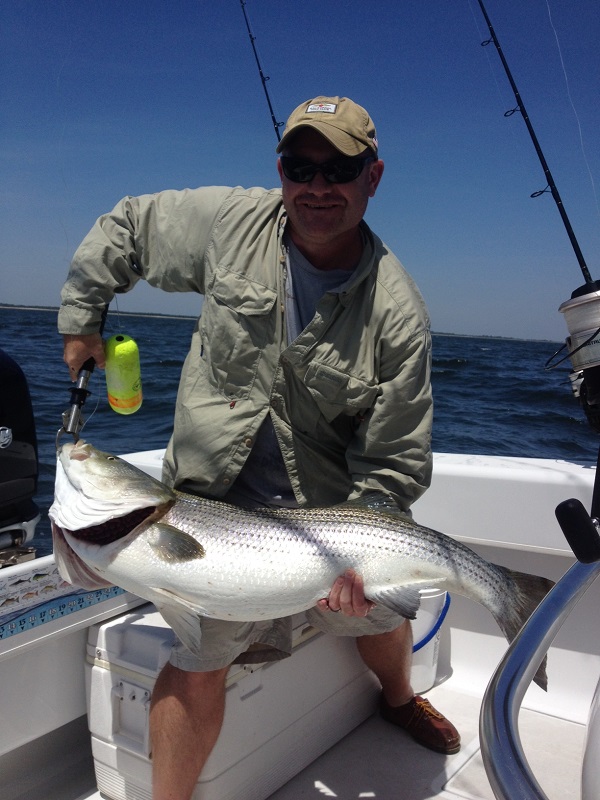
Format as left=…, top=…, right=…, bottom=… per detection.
left=201, top=271, right=277, bottom=399
left=302, top=361, right=379, bottom=424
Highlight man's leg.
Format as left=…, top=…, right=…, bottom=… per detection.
left=150, top=662, right=229, bottom=800
left=357, top=621, right=460, bottom=754
left=356, top=618, right=414, bottom=706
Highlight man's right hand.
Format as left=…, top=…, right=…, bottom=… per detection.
left=317, top=568, right=376, bottom=617
left=63, top=333, right=106, bottom=379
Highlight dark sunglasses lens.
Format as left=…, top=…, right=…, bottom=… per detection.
left=281, top=159, right=317, bottom=182
left=281, top=157, right=368, bottom=184
left=322, top=161, right=364, bottom=183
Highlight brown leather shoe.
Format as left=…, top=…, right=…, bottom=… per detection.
left=380, top=694, right=461, bottom=754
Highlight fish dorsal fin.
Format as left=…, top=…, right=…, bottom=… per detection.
left=367, top=585, right=423, bottom=619
left=147, top=524, right=205, bottom=562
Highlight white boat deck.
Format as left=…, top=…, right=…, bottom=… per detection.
left=65, top=679, right=583, bottom=800
left=268, top=682, right=585, bottom=800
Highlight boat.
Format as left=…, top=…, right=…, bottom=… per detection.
left=1, top=422, right=598, bottom=799
left=3, top=4, right=599, bottom=796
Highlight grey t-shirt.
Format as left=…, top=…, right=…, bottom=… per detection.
left=226, top=237, right=353, bottom=509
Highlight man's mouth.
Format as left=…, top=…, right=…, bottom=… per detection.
left=301, top=200, right=340, bottom=210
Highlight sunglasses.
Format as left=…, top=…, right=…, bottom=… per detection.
left=280, top=155, right=374, bottom=184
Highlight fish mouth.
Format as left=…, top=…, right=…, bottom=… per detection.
left=66, top=502, right=170, bottom=545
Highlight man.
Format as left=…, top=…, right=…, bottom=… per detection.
left=60, top=96, right=459, bottom=800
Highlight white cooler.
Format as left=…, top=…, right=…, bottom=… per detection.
left=86, top=595, right=446, bottom=800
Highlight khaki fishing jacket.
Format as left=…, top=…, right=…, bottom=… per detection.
left=59, top=186, right=433, bottom=510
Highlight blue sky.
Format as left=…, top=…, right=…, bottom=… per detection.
left=1, top=0, right=598, bottom=341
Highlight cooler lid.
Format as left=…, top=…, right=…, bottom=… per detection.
left=87, top=603, right=175, bottom=678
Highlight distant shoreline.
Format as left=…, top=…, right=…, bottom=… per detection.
left=0, top=303, right=561, bottom=343
left=0, top=304, right=196, bottom=322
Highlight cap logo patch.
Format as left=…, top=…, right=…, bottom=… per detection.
left=306, top=102, right=337, bottom=114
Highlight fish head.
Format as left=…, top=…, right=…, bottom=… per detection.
left=58, top=440, right=168, bottom=497
left=49, top=440, right=176, bottom=589
left=51, top=440, right=175, bottom=530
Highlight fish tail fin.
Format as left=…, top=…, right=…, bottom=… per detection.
left=492, top=566, right=555, bottom=691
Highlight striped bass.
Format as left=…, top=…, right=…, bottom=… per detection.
left=49, top=441, right=554, bottom=689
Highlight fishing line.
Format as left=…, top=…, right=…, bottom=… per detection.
left=474, top=0, right=592, bottom=285
left=109, top=296, right=124, bottom=333
left=544, top=0, right=600, bottom=224
left=53, top=0, right=78, bottom=273
left=545, top=326, right=600, bottom=370
left=78, top=394, right=101, bottom=435
left=465, top=0, right=524, bottom=157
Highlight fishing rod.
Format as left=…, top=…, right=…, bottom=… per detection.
left=239, top=0, right=283, bottom=142
left=475, top=0, right=594, bottom=287
left=475, top=0, right=600, bottom=436
left=475, top=2, right=600, bottom=567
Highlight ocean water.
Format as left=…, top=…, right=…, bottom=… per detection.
left=0, top=306, right=596, bottom=558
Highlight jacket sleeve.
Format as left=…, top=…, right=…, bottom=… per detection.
left=346, top=325, right=433, bottom=513
left=58, top=186, right=233, bottom=334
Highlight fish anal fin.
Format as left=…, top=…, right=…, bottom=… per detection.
left=154, top=597, right=206, bottom=656
left=367, top=585, right=423, bottom=619
left=147, top=523, right=205, bottom=562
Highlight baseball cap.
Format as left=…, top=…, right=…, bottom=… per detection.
left=276, top=96, right=378, bottom=157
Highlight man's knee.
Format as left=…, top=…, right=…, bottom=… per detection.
left=154, top=662, right=229, bottom=704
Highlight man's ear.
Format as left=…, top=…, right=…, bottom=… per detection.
left=368, top=160, right=384, bottom=198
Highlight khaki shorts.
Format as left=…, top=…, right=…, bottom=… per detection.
left=169, top=605, right=407, bottom=672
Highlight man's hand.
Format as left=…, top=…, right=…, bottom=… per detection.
left=318, top=568, right=376, bottom=617
left=63, top=333, right=106, bottom=379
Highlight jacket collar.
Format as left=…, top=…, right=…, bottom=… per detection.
left=277, top=212, right=376, bottom=306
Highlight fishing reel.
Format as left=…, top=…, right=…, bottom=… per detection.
left=553, top=280, right=600, bottom=565
left=558, top=279, right=600, bottom=435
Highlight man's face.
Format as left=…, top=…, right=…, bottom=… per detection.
left=277, top=129, right=384, bottom=256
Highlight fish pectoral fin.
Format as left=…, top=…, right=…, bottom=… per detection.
left=367, top=585, right=423, bottom=619
left=154, top=600, right=204, bottom=656
left=146, top=523, right=205, bottom=562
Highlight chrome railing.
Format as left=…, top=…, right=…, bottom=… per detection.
left=480, top=558, right=600, bottom=800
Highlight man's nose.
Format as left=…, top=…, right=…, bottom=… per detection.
left=306, top=169, right=332, bottom=191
